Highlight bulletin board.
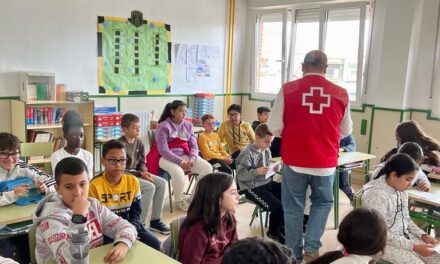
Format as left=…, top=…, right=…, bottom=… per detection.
left=97, top=15, right=172, bottom=95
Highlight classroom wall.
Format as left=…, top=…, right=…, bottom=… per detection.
left=0, top=0, right=248, bottom=95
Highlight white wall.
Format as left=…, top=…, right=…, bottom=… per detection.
left=365, top=0, right=440, bottom=109
left=0, top=0, right=249, bottom=95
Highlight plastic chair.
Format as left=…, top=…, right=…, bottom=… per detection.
left=147, top=130, right=174, bottom=213
left=161, top=216, right=186, bottom=260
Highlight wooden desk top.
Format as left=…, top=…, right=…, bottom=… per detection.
left=0, top=203, right=36, bottom=226
left=272, top=151, right=376, bottom=166
left=337, top=151, right=376, bottom=166
left=89, top=242, right=180, bottom=264
left=408, top=183, right=440, bottom=207
left=428, top=173, right=440, bottom=180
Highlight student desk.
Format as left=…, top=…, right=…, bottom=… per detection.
left=334, top=151, right=376, bottom=228
left=0, top=203, right=35, bottom=226
left=408, top=183, right=440, bottom=207
left=272, top=152, right=376, bottom=229
left=408, top=183, right=440, bottom=232
left=428, top=173, right=440, bottom=181
left=47, top=242, right=180, bottom=264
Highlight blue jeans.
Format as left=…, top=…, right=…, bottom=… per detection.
left=281, top=165, right=334, bottom=261
left=339, top=171, right=353, bottom=199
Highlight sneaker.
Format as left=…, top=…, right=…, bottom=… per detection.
left=266, top=231, right=285, bottom=244
left=149, top=219, right=171, bottom=235
left=303, top=251, right=319, bottom=263
left=177, top=200, right=189, bottom=212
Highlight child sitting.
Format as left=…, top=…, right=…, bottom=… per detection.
left=198, top=114, right=233, bottom=174
left=252, top=105, right=282, bottom=158
left=339, top=134, right=356, bottom=201
left=179, top=172, right=239, bottom=264
left=0, top=132, right=54, bottom=206
left=236, top=124, right=284, bottom=243
left=381, top=120, right=440, bottom=173
left=372, top=142, right=431, bottom=191
left=32, top=157, right=137, bottom=264
left=310, top=207, right=386, bottom=264
left=154, top=100, right=212, bottom=212
left=119, top=113, right=169, bottom=234
left=218, top=104, right=255, bottom=164
left=362, top=153, right=440, bottom=263
left=221, top=237, right=296, bottom=264
left=89, top=140, right=161, bottom=250
left=252, top=106, right=271, bottom=131
left=51, top=110, right=94, bottom=180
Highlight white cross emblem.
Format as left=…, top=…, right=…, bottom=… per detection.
left=302, top=86, right=331, bottom=114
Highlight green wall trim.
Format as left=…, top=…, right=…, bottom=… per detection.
left=0, top=96, right=20, bottom=100
left=367, top=105, right=375, bottom=154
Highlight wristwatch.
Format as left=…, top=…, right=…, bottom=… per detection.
left=71, top=214, right=87, bottom=224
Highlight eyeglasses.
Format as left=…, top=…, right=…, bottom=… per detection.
left=105, top=158, right=127, bottom=165
left=0, top=152, right=20, bottom=159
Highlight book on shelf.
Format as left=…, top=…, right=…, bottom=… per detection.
left=26, top=107, right=65, bottom=125
left=27, top=131, right=54, bottom=161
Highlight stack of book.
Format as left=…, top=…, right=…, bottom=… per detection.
left=26, top=107, right=65, bottom=125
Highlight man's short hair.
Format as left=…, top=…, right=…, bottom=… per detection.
left=201, top=114, right=215, bottom=123
left=227, top=104, right=241, bottom=114
left=102, top=139, right=126, bottom=157
left=54, top=157, right=88, bottom=184
left=121, top=113, right=140, bottom=128
left=303, top=50, right=328, bottom=68
left=257, top=106, right=271, bottom=115
left=255, top=123, right=273, bottom=138
left=0, top=132, right=20, bottom=152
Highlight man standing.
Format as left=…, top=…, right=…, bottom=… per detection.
left=268, top=50, right=352, bottom=263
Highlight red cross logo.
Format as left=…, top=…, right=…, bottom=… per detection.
left=302, top=86, right=330, bottom=114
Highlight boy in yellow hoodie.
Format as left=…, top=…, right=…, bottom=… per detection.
left=198, top=114, right=233, bottom=174
left=218, top=104, right=255, bottom=169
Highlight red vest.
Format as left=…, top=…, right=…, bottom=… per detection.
left=281, top=75, right=349, bottom=167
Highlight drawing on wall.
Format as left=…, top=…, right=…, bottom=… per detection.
left=97, top=11, right=172, bottom=95
left=174, top=43, right=221, bottom=83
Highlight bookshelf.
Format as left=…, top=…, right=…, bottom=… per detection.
left=10, top=100, right=95, bottom=164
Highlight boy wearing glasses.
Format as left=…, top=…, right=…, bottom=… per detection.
left=218, top=104, right=255, bottom=167
left=118, top=113, right=169, bottom=234
left=0, top=132, right=55, bottom=206
left=89, top=139, right=161, bottom=250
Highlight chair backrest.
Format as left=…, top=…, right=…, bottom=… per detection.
left=28, top=224, right=38, bottom=264
left=171, top=216, right=186, bottom=259
left=20, top=142, right=54, bottom=158
left=147, top=129, right=156, bottom=148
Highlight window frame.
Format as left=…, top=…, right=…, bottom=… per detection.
left=250, top=8, right=289, bottom=100
left=250, top=1, right=370, bottom=106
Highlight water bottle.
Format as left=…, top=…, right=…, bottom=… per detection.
left=70, top=227, right=90, bottom=264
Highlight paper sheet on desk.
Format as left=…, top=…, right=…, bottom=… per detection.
left=266, top=161, right=281, bottom=179
left=434, top=244, right=440, bottom=254
left=408, top=190, right=440, bottom=204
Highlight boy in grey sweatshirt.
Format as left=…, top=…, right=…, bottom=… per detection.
left=236, top=124, right=284, bottom=243
left=32, top=157, right=137, bottom=264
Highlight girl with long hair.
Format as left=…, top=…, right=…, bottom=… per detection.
left=178, top=172, right=239, bottom=264
left=155, top=100, right=212, bottom=211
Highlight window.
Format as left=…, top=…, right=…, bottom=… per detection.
left=253, top=10, right=288, bottom=95
left=252, top=2, right=369, bottom=106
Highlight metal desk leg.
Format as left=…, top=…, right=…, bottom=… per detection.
left=334, top=168, right=340, bottom=229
